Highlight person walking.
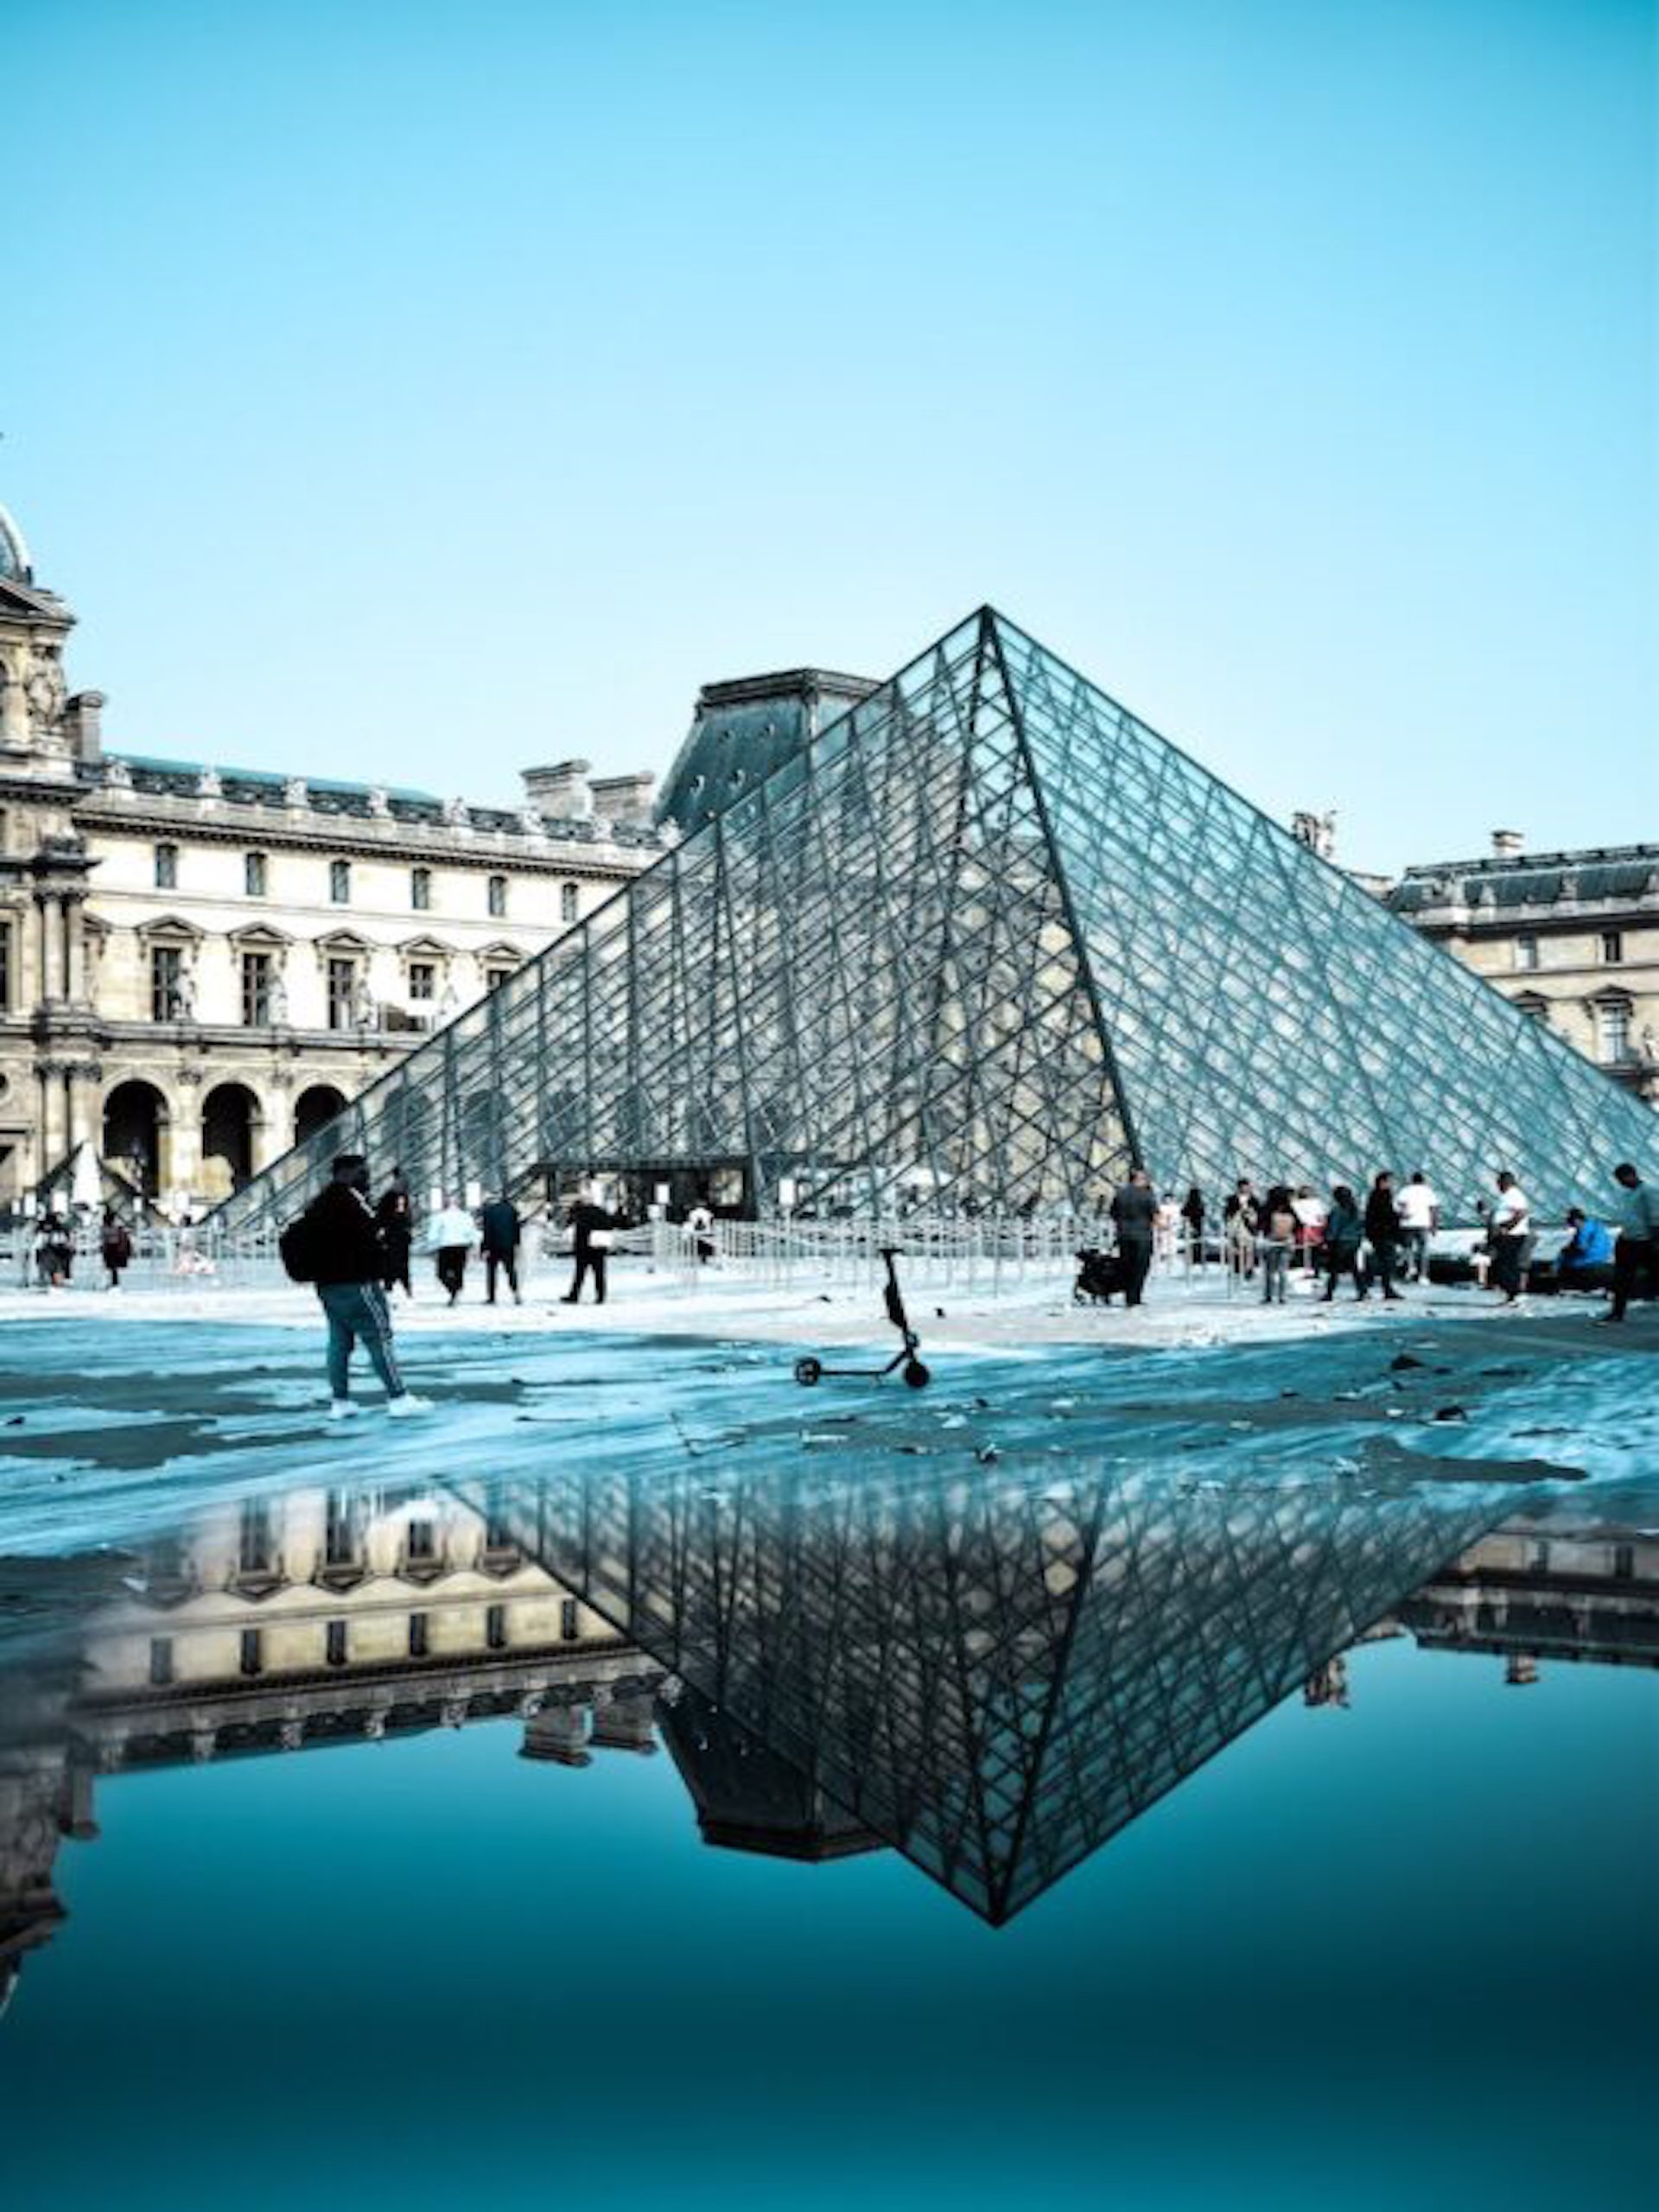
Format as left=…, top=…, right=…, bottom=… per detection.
left=563, top=1187, right=614, bottom=1306
left=289, top=1154, right=430, bottom=1420
left=687, top=1198, right=716, bottom=1265
left=1259, top=1185, right=1298, bottom=1304
left=1320, top=1185, right=1364, bottom=1301
left=1291, top=1184, right=1328, bottom=1275
left=1598, top=1161, right=1658, bottom=1325
left=1109, top=1169, right=1157, bottom=1309
left=1395, top=1171, right=1440, bottom=1283
left=100, top=1206, right=133, bottom=1293
left=35, top=1211, right=73, bottom=1289
left=375, top=1166, right=415, bottom=1299
left=1487, top=1171, right=1533, bottom=1305
left=1179, top=1186, right=1206, bottom=1268
left=480, top=1190, right=523, bottom=1305
left=1362, top=1173, right=1405, bottom=1302
left=1224, top=1179, right=1259, bottom=1281
left=428, top=1195, right=476, bottom=1306
left=1153, top=1191, right=1181, bottom=1268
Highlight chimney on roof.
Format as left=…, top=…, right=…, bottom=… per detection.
left=62, top=690, right=105, bottom=762
left=521, top=760, right=592, bottom=820
left=1491, top=829, right=1525, bottom=859
left=588, top=771, right=657, bottom=827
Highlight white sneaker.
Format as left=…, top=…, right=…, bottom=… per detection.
left=386, top=1393, right=434, bottom=1418
left=328, top=1400, right=360, bottom=1421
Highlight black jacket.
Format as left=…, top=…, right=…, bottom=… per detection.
left=480, top=1198, right=521, bottom=1254
left=1109, top=1185, right=1157, bottom=1241
left=304, top=1184, right=385, bottom=1286
left=1364, top=1189, right=1400, bottom=1244
left=569, top=1199, right=612, bottom=1252
left=375, top=1185, right=413, bottom=1246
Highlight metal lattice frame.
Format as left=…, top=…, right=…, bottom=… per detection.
left=214, top=607, right=1656, bottom=1231
left=465, top=1456, right=1512, bottom=1923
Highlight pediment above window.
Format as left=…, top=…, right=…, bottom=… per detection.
left=136, top=912, right=205, bottom=944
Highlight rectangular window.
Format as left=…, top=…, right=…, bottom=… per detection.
left=488, top=874, right=508, bottom=918
left=411, top=867, right=432, bottom=912
left=1613, top=1543, right=1635, bottom=1581
left=409, top=1612, right=430, bottom=1658
left=0, top=922, right=10, bottom=1012
left=561, top=882, right=578, bottom=924
left=238, top=1498, right=272, bottom=1574
left=1600, top=930, right=1623, bottom=965
left=329, top=859, right=352, bottom=905
left=407, top=1516, right=436, bottom=1562
left=150, top=944, right=184, bottom=1022
left=560, top=1598, right=579, bottom=1642
left=1597, top=1001, right=1631, bottom=1064
left=245, top=851, right=268, bottom=897
left=154, top=842, right=178, bottom=890
left=327, top=957, right=358, bottom=1032
left=324, top=1489, right=361, bottom=1567
left=1515, top=933, right=1539, bottom=972
left=326, top=1618, right=348, bottom=1667
left=486, top=1603, right=508, bottom=1651
left=149, top=1637, right=175, bottom=1686
left=486, top=965, right=513, bottom=993
left=408, top=961, right=435, bottom=1003
left=241, top=950, right=273, bottom=1027
left=239, top=1629, right=264, bottom=1678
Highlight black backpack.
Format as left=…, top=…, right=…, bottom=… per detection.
left=279, top=1210, right=318, bottom=1283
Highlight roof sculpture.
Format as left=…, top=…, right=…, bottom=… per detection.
left=213, top=607, right=1656, bottom=1230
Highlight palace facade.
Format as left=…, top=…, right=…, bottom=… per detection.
left=0, top=499, right=664, bottom=1212
left=1387, top=835, right=1659, bottom=1108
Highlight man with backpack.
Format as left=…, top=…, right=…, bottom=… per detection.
left=283, top=1154, right=431, bottom=1421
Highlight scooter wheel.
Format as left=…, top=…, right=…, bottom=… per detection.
left=903, top=1359, right=931, bottom=1389
left=794, top=1357, right=823, bottom=1387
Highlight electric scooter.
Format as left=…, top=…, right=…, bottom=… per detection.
left=794, top=1246, right=931, bottom=1389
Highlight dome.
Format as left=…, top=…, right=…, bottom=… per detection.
left=0, top=503, right=33, bottom=587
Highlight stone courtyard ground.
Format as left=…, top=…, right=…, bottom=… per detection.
left=0, top=1259, right=1653, bottom=1558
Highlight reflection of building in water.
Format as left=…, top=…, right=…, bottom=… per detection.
left=660, top=1684, right=884, bottom=1863
left=0, top=1484, right=662, bottom=1997
left=1395, top=1516, right=1659, bottom=1679
left=466, top=1459, right=1511, bottom=1923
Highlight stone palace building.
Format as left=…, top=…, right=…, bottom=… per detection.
left=1385, top=831, right=1659, bottom=1108
left=0, top=499, right=664, bottom=1212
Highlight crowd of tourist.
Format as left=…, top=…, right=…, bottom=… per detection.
left=1109, top=1160, right=1656, bottom=1325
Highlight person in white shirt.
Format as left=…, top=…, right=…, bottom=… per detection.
left=1395, top=1171, right=1440, bottom=1282
left=1487, top=1171, right=1532, bottom=1304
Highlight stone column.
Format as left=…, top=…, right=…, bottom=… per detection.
left=518, top=1704, right=592, bottom=1766
left=588, top=1691, right=658, bottom=1755
left=61, top=893, right=86, bottom=1004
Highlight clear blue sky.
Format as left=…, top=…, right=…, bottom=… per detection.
left=4, top=0, right=1653, bottom=873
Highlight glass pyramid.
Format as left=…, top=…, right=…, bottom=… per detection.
left=216, top=608, right=1656, bottom=1230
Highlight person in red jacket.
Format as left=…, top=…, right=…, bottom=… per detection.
left=298, top=1154, right=432, bottom=1421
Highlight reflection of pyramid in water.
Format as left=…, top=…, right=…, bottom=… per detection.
left=474, top=1461, right=1510, bottom=1923
left=215, top=608, right=1656, bottom=1228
